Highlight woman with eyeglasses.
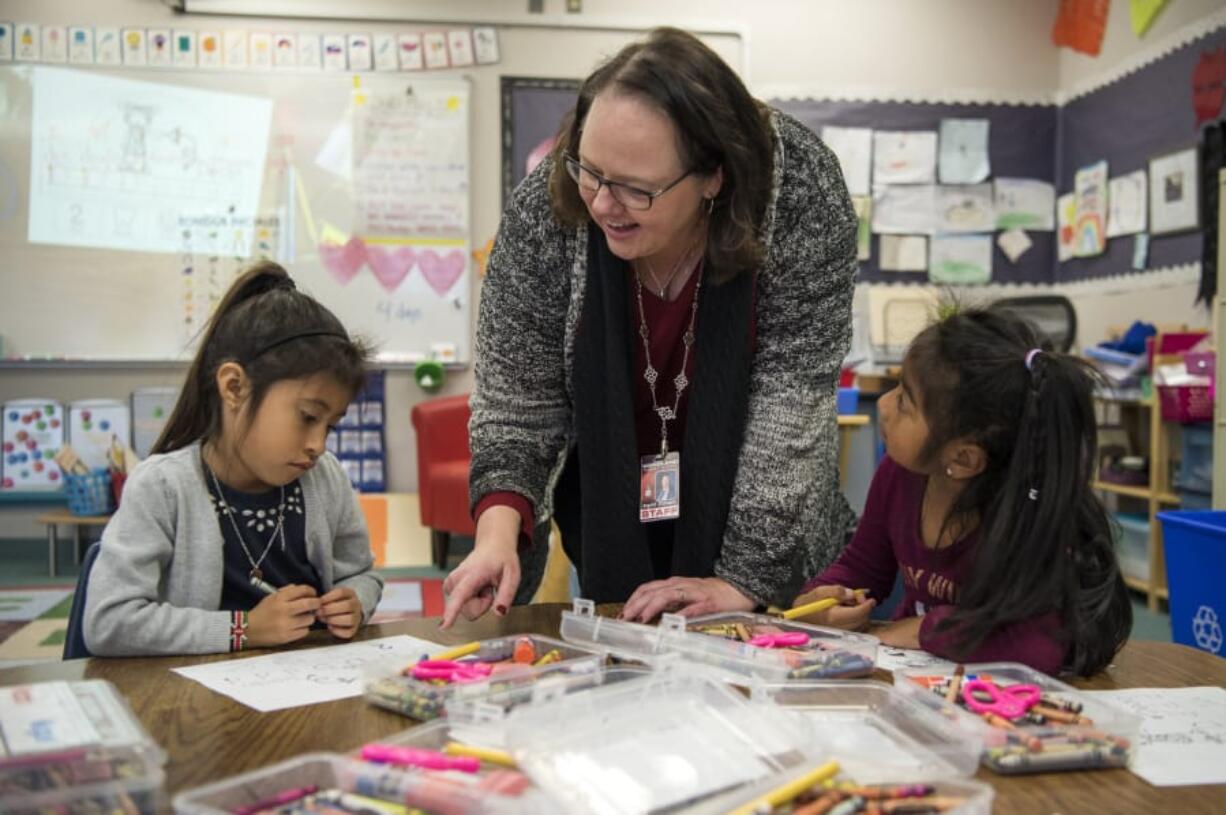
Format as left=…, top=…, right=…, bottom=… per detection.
left=441, top=27, right=858, bottom=626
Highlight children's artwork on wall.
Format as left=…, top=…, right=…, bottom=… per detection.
left=296, top=33, right=321, bottom=70
left=871, top=184, right=936, bottom=234
left=937, top=118, right=990, bottom=184
left=1073, top=160, right=1108, bottom=257
left=174, top=30, right=198, bottom=68
left=40, top=26, right=67, bottom=64
left=198, top=31, right=221, bottom=68
left=929, top=234, right=992, bottom=284
left=1107, top=170, right=1148, bottom=237
left=1, top=400, right=65, bottom=490
left=422, top=32, right=448, bottom=69
left=446, top=30, right=474, bottom=67
left=148, top=29, right=172, bottom=68
left=321, top=34, right=346, bottom=71
left=121, top=28, right=147, bottom=66
left=397, top=33, right=423, bottom=70
left=998, top=228, right=1033, bottom=263
left=68, top=400, right=131, bottom=471
left=879, top=235, right=928, bottom=272
left=16, top=24, right=39, bottom=62
left=1056, top=192, right=1077, bottom=262
left=821, top=126, right=873, bottom=196
left=273, top=33, right=297, bottom=69
left=993, top=178, right=1055, bottom=231
left=346, top=34, right=372, bottom=72
left=372, top=33, right=397, bottom=72
left=222, top=30, right=247, bottom=69
left=935, top=184, right=995, bottom=233
left=248, top=32, right=272, bottom=70
left=1191, top=45, right=1225, bottom=126
left=872, top=131, right=937, bottom=185
left=472, top=27, right=499, bottom=65
left=851, top=196, right=872, bottom=261
left=68, top=27, right=93, bottom=64
left=1130, top=0, right=1170, bottom=37
left=0, top=23, right=13, bottom=62
left=1052, top=0, right=1110, bottom=56
left=1148, top=147, right=1199, bottom=235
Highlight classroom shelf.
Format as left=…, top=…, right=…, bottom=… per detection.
left=0, top=490, right=67, bottom=505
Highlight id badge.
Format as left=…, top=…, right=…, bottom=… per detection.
left=639, top=451, right=680, bottom=522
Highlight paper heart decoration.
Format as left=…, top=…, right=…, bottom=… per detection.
left=319, top=238, right=367, bottom=285
left=417, top=249, right=466, bottom=296
left=365, top=245, right=417, bottom=292
left=1192, top=47, right=1226, bottom=126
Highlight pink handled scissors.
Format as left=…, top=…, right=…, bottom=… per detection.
left=748, top=632, right=811, bottom=648
left=960, top=678, right=1040, bottom=719
left=410, top=659, right=494, bottom=684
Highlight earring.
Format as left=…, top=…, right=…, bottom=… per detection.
left=705, top=197, right=715, bottom=215
left=945, top=467, right=954, bottom=477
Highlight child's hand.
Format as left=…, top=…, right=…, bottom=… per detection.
left=248, top=584, right=321, bottom=647
left=789, top=585, right=876, bottom=631
left=317, top=586, right=363, bottom=639
left=873, top=616, right=923, bottom=649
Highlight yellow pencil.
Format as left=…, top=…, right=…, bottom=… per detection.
left=726, top=760, right=841, bottom=815
left=443, top=741, right=517, bottom=768
left=431, top=641, right=481, bottom=662
left=781, top=597, right=838, bottom=620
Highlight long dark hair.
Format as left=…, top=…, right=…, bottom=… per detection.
left=549, top=26, right=774, bottom=281
left=153, top=261, right=372, bottom=454
left=907, top=309, right=1131, bottom=676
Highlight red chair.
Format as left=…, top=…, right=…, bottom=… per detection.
left=411, top=394, right=477, bottom=569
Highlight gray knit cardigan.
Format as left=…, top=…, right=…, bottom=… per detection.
left=470, top=110, right=858, bottom=606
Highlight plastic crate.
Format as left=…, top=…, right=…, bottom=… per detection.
left=1157, top=384, right=1212, bottom=423
left=1157, top=511, right=1226, bottom=656
left=63, top=468, right=114, bottom=516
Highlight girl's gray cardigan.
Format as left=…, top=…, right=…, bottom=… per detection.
left=470, top=110, right=859, bottom=606
left=84, top=443, right=383, bottom=656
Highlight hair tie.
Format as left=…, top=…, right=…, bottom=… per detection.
left=246, top=329, right=348, bottom=363
left=1024, top=348, right=1043, bottom=371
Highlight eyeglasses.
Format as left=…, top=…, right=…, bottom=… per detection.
left=563, top=153, right=692, bottom=211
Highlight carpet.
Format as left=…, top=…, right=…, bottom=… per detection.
left=0, top=578, right=444, bottom=666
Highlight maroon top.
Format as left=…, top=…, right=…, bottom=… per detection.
left=802, top=456, right=1067, bottom=675
left=475, top=262, right=757, bottom=544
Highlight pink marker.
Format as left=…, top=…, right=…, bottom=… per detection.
left=360, top=744, right=480, bottom=773
left=749, top=631, right=810, bottom=648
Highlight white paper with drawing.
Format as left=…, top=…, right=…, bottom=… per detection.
left=822, top=126, right=873, bottom=196
left=27, top=66, right=271, bottom=255
left=1085, top=687, right=1226, bottom=786
left=994, top=178, right=1055, bottom=231
left=873, top=131, right=937, bottom=185
left=929, top=234, right=992, bottom=285
left=937, top=118, right=990, bottom=184
left=936, top=184, right=995, bottom=233
left=1107, top=170, right=1147, bottom=237
left=171, top=635, right=444, bottom=711
left=872, top=185, right=936, bottom=234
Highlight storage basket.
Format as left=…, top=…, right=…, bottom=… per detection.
left=64, top=468, right=114, bottom=516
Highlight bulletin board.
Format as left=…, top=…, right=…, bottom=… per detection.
left=773, top=97, right=1058, bottom=286
left=0, top=64, right=473, bottom=362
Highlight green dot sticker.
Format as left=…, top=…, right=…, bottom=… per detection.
left=154, top=407, right=164, bottom=418
left=83, top=421, right=92, bottom=431
left=37, top=421, right=46, bottom=430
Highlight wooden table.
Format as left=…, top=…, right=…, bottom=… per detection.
left=2, top=604, right=1224, bottom=814
left=35, top=509, right=111, bottom=577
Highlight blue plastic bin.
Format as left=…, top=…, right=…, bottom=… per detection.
left=1158, top=511, right=1226, bottom=656
left=63, top=468, right=114, bottom=516
left=837, top=386, right=860, bottom=415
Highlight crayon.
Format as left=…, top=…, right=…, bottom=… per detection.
left=431, top=642, right=480, bottom=662
left=443, top=741, right=517, bottom=768
left=728, top=760, right=840, bottom=815
left=782, top=597, right=838, bottom=620
left=945, top=664, right=964, bottom=704
left=234, top=784, right=318, bottom=815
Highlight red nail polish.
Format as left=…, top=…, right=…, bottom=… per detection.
left=496, top=604, right=508, bottom=615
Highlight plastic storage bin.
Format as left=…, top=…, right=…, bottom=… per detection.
left=1174, top=424, right=1214, bottom=494
left=174, top=752, right=534, bottom=815
left=0, top=680, right=166, bottom=815
left=1111, top=512, right=1150, bottom=582
left=750, top=680, right=981, bottom=779
left=893, top=662, right=1138, bottom=774
left=503, top=667, right=815, bottom=815
left=364, top=634, right=605, bottom=720
left=64, top=468, right=114, bottom=515
left=837, top=386, right=860, bottom=415
left=560, top=599, right=878, bottom=684
left=357, top=720, right=562, bottom=813
left=1158, top=511, right=1226, bottom=656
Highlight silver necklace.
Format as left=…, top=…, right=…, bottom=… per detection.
left=207, top=465, right=285, bottom=581
left=635, top=258, right=702, bottom=457
left=640, top=241, right=699, bottom=299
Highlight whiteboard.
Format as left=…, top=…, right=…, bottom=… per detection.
left=0, top=65, right=471, bottom=363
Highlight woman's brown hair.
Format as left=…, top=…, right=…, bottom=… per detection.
left=549, top=27, right=774, bottom=281
left=152, top=261, right=372, bottom=454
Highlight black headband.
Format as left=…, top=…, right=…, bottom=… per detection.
left=246, top=330, right=349, bottom=363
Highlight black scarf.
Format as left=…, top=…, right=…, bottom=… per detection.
left=556, top=224, right=753, bottom=602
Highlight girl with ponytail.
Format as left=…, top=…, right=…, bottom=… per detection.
left=792, top=308, right=1131, bottom=676
left=85, top=262, right=382, bottom=656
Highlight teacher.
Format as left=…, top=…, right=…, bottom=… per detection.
left=442, top=27, right=857, bottom=626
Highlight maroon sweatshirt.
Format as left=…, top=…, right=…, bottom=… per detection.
left=803, top=456, right=1066, bottom=675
